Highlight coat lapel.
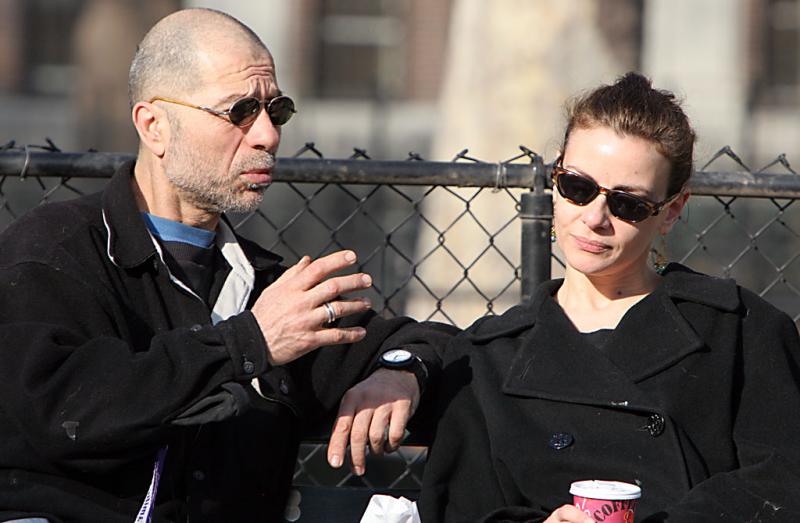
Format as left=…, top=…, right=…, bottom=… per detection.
left=500, top=275, right=709, bottom=412
left=607, top=291, right=706, bottom=383
left=502, top=296, right=660, bottom=411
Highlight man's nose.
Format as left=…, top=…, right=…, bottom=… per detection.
left=244, top=107, right=281, bottom=151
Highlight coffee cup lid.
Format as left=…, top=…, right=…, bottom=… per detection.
left=569, top=480, right=641, bottom=500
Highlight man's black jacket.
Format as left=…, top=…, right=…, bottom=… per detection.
left=0, top=162, right=446, bottom=522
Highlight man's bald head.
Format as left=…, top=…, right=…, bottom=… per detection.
left=128, top=8, right=269, bottom=107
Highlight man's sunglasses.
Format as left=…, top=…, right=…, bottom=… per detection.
left=149, top=95, right=296, bottom=127
left=552, top=163, right=678, bottom=223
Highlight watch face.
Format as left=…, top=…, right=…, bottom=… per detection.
left=382, top=349, right=413, bottom=364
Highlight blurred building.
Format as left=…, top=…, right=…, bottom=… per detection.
left=0, top=0, right=452, bottom=156
left=0, top=0, right=796, bottom=160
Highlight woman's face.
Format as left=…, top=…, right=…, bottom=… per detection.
left=554, top=126, right=688, bottom=280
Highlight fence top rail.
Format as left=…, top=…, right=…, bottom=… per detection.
left=0, top=152, right=540, bottom=188
left=2, top=151, right=800, bottom=198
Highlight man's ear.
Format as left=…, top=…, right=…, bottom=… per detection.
left=659, top=190, right=690, bottom=235
left=132, top=101, right=168, bottom=157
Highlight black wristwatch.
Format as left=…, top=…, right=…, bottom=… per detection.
left=378, top=349, right=429, bottom=394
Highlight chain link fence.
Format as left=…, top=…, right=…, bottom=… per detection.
left=2, top=140, right=800, bottom=508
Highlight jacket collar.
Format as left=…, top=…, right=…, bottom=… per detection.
left=483, top=263, right=741, bottom=410
left=467, top=262, right=739, bottom=343
left=101, top=160, right=282, bottom=272
left=501, top=295, right=665, bottom=410
left=659, top=263, right=739, bottom=312
left=102, top=161, right=157, bottom=268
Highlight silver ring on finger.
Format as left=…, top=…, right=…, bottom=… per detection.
left=322, top=301, right=336, bottom=325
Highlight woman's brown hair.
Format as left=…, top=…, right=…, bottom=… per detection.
left=561, top=72, right=696, bottom=197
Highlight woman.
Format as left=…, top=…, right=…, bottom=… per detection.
left=418, top=73, right=800, bottom=522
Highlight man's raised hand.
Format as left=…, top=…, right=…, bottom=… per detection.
left=251, top=250, right=373, bottom=365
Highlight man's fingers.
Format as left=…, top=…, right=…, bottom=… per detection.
left=295, top=250, right=358, bottom=289
left=327, top=408, right=354, bottom=469
left=367, top=406, right=392, bottom=456
left=313, top=326, right=367, bottom=347
left=317, top=298, right=372, bottom=325
left=349, top=408, right=373, bottom=476
left=272, top=327, right=366, bottom=364
left=385, top=401, right=411, bottom=452
left=275, top=255, right=311, bottom=282
left=294, top=255, right=312, bottom=270
left=311, top=273, right=372, bottom=304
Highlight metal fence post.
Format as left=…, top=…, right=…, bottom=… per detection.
left=520, top=154, right=552, bottom=302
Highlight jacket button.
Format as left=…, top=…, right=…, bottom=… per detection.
left=548, top=432, right=574, bottom=450
left=192, top=469, right=205, bottom=481
left=189, top=324, right=202, bottom=332
left=279, top=378, right=290, bottom=395
left=242, top=359, right=255, bottom=374
left=646, top=414, right=666, bottom=437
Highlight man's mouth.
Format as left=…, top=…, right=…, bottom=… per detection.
left=241, top=170, right=272, bottom=189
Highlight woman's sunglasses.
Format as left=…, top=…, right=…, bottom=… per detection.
left=149, top=95, right=296, bottom=127
left=552, top=164, right=677, bottom=223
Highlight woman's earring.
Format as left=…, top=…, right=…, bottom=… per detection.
left=652, top=235, right=668, bottom=273
left=550, top=224, right=557, bottom=243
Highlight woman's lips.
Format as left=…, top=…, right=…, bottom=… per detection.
left=573, top=235, right=610, bottom=253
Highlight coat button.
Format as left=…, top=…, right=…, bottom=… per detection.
left=279, top=378, right=290, bottom=395
left=242, top=359, right=255, bottom=374
left=548, top=432, right=574, bottom=450
left=646, top=414, right=666, bottom=437
left=192, top=469, right=205, bottom=481
left=189, top=324, right=202, bottom=332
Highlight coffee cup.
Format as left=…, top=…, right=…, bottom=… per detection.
left=570, top=480, right=641, bottom=523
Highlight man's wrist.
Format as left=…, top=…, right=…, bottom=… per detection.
left=376, top=349, right=429, bottom=396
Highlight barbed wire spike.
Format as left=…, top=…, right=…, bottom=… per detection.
left=292, top=142, right=324, bottom=159
left=407, top=152, right=424, bottom=161
left=756, top=153, right=796, bottom=176
left=43, top=138, right=61, bottom=152
left=701, top=145, right=751, bottom=172
left=453, top=149, right=482, bottom=163
left=519, top=145, right=538, bottom=160
left=502, top=145, right=541, bottom=164
left=452, top=149, right=469, bottom=162
left=350, top=148, right=371, bottom=160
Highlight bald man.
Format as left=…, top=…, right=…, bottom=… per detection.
left=0, top=9, right=448, bottom=522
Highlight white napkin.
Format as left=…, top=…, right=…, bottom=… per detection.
left=359, top=494, right=421, bottom=523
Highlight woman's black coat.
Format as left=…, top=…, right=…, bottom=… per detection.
left=418, top=264, right=800, bottom=522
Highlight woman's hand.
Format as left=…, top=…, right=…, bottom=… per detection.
left=543, top=504, right=595, bottom=523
